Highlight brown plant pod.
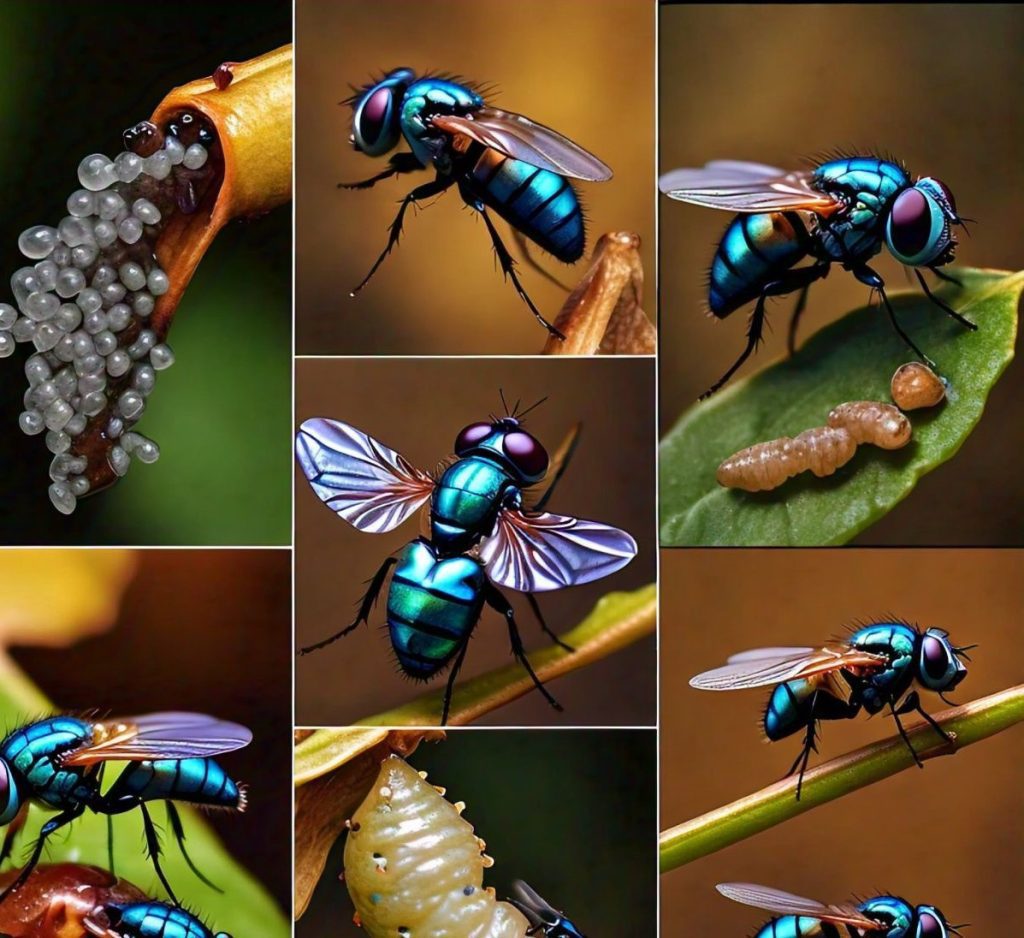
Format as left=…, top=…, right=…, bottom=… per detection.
left=0, top=864, right=145, bottom=937
left=542, top=232, right=656, bottom=355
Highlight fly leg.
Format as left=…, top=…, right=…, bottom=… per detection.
left=702, top=263, right=829, bottom=400
left=511, top=227, right=574, bottom=292
left=930, top=266, right=963, bottom=287
left=298, top=556, right=397, bottom=655
left=352, top=176, right=454, bottom=295
left=440, top=639, right=471, bottom=726
left=0, top=804, right=85, bottom=903
left=888, top=698, right=925, bottom=767
left=0, top=804, right=28, bottom=869
left=459, top=182, right=566, bottom=340
left=852, top=264, right=935, bottom=367
left=897, top=691, right=954, bottom=746
left=138, top=801, right=180, bottom=905
left=784, top=692, right=820, bottom=802
left=526, top=593, right=574, bottom=652
left=785, top=283, right=810, bottom=357
left=485, top=584, right=563, bottom=712
left=166, top=801, right=222, bottom=892
left=339, top=152, right=423, bottom=190
left=914, top=269, right=977, bottom=330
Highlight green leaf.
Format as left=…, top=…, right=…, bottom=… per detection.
left=0, top=655, right=288, bottom=938
left=660, top=268, right=1022, bottom=546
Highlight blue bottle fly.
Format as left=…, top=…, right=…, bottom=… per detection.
left=508, top=880, right=587, bottom=937
left=660, top=155, right=977, bottom=397
left=0, top=712, right=251, bottom=906
left=98, top=901, right=231, bottom=938
left=690, top=621, right=971, bottom=798
left=340, top=68, right=613, bottom=337
left=295, top=395, right=637, bottom=724
left=717, top=882, right=961, bottom=938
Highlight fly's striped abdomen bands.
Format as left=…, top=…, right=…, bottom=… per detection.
left=708, top=212, right=810, bottom=318
left=754, top=916, right=851, bottom=938
left=470, top=149, right=585, bottom=262
left=105, top=758, right=241, bottom=809
left=111, top=901, right=215, bottom=938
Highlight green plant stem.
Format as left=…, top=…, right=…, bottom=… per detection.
left=660, top=685, right=1024, bottom=873
left=357, top=583, right=656, bottom=726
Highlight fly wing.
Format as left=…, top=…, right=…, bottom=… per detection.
left=716, top=884, right=886, bottom=930
left=659, top=160, right=841, bottom=214
left=296, top=418, right=435, bottom=534
left=480, top=510, right=637, bottom=593
left=509, top=881, right=560, bottom=927
left=689, top=646, right=888, bottom=691
left=60, top=712, right=253, bottom=766
left=430, top=108, right=612, bottom=181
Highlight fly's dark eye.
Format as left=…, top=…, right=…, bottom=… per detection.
left=922, top=635, right=951, bottom=681
left=454, top=422, right=492, bottom=454
left=933, top=178, right=956, bottom=213
left=358, top=87, right=393, bottom=146
left=890, top=189, right=933, bottom=257
left=917, top=912, right=945, bottom=937
left=503, top=431, right=548, bottom=478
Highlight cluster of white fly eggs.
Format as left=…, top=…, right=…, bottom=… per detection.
left=0, top=130, right=210, bottom=514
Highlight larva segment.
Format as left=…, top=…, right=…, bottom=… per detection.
left=827, top=401, right=911, bottom=448
left=343, top=756, right=530, bottom=938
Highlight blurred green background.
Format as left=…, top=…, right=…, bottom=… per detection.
left=659, top=3, right=1023, bottom=544
left=295, top=357, right=656, bottom=726
left=299, top=730, right=657, bottom=937
left=295, top=0, right=655, bottom=355
left=0, top=1, right=291, bottom=545
left=9, top=549, right=292, bottom=923
left=660, top=548, right=1022, bottom=936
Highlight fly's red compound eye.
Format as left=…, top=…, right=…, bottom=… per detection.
left=932, top=177, right=956, bottom=214
left=916, top=911, right=946, bottom=938
left=359, top=87, right=392, bottom=145
left=921, top=635, right=952, bottom=682
left=503, top=431, right=549, bottom=478
left=454, top=422, right=492, bottom=455
left=353, top=83, right=403, bottom=156
left=890, top=189, right=933, bottom=257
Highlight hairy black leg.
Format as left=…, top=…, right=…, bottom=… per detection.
left=914, top=269, right=977, bottom=330
left=930, top=266, right=962, bottom=287
left=440, top=639, right=471, bottom=726
left=139, top=802, right=180, bottom=904
left=853, top=264, right=934, bottom=367
left=786, top=283, right=811, bottom=357
left=0, top=804, right=84, bottom=903
left=526, top=593, right=574, bottom=652
left=510, top=227, right=574, bottom=292
left=0, top=805, right=27, bottom=869
left=889, top=700, right=924, bottom=768
left=701, top=292, right=768, bottom=400
left=299, top=556, right=397, bottom=655
left=107, top=814, right=115, bottom=877
left=486, top=584, right=563, bottom=711
left=896, top=691, right=954, bottom=746
left=784, top=693, right=820, bottom=802
left=166, top=801, right=222, bottom=892
left=461, top=185, right=565, bottom=339
left=338, top=152, right=423, bottom=190
left=352, top=177, right=454, bottom=295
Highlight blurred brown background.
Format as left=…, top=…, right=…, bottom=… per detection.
left=295, top=357, right=656, bottom=725
left=660, top=549, right=1023, bottom=936
left=295, top=0, right=654, bottom=355
left=11, top=551, right=292, bottom=912
left=659, top=4, right=1024, bottom=544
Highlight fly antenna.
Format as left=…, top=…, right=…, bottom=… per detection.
left=516, top=395, right=548, bottom=421
left=498, top=388, right=510, bottom=417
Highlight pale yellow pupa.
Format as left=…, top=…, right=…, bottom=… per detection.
left=343, top=755, right=530, bottom=938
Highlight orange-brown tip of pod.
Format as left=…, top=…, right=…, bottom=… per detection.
left=828, top=401, right=911, bottom=449
left=148, top=43, right=292, bottom=334
left=891, top=361, right=946, bottom=410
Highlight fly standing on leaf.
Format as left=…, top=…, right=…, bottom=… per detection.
left=294, top=395, right=638, bottom=725
left=340, top=68, right=613, bottom=338
left=659, top=155, right=977, bottom=398
left=689, top=621, right=972, bottom=798
left=0, top=712, right=251, bottom=906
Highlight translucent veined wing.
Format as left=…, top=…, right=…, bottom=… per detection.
left=60, top=712, right=253, bottom=766
left=716, top=884, right=886, bottom=930
left=430, top=108, right=612, bottom=181
left=480, top=510, right=637, bottom=593
left=510, top=880, right=561, bottom=927
left=689, top=645, right=888, bottom=690
left=659, top=160, right=842, bottom=214
left=295, top=417, right=435, bottom=534
left=522, top=424, right=582, bottom=511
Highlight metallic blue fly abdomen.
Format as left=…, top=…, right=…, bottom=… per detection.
left=104, top=758, right=241, bottom=810
left=432, top=455, right=514, bottom=551
left=1, top=717, right=95, bottom=810
left=753, top=915, right=837, bottom=938
left=470, top=148, right=585, bottom=261
left=387, top=540, right=486, bottom=678
left=709, top=212, right=810, bottom=317
left=110, top=901, right=225, bottom=938
left=764, top=677, right=859, bottom=742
